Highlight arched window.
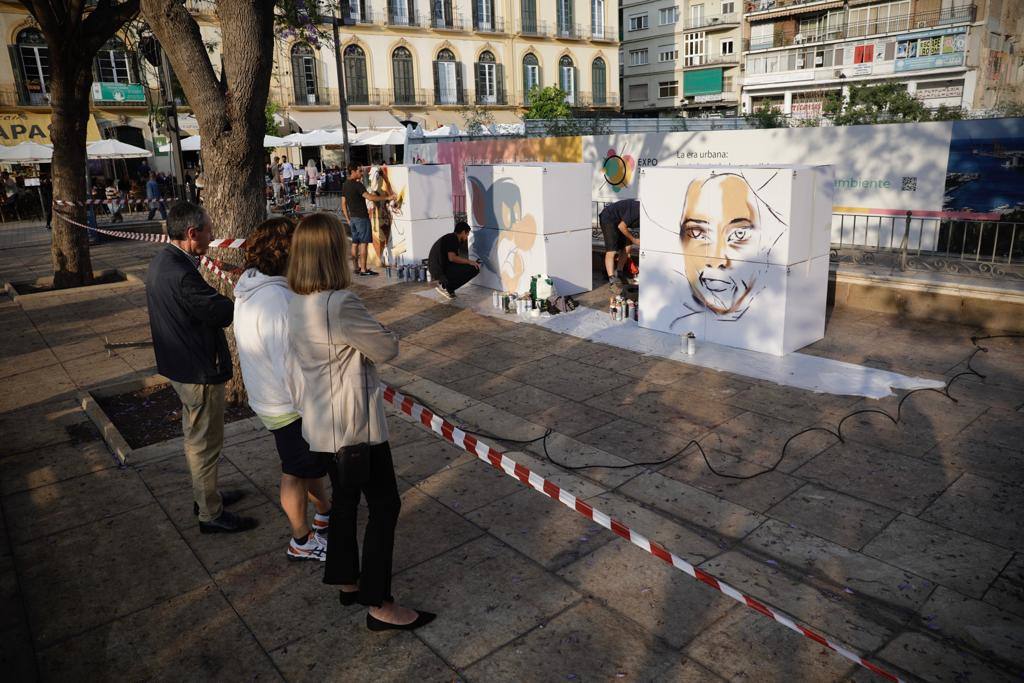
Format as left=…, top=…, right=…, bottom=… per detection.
left=433, top=48, right=462, bottom=105
left=392, top=46, right=415, bottom=104
left=291, top=43, right=321, bottom=105
left=15, top=29, right=49, bottom=105
left=344, top=45, right=369, bottom=105
left=592, top=57, right=606, bottom=105
left=475, top=50, right=504, bottom=105
left=559, top=55, right=576, bottom=105
left=523, top=53, right=540, bottom=104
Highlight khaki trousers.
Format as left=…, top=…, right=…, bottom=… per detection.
left=170, top=381, right=225, bottom=522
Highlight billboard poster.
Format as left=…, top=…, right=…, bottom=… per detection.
left=943, top=118, right=1024, bottom=215
left=894, top=26, right=967, bottom=73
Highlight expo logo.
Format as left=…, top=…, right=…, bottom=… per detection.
left=602, top=148, right=636, bottom=193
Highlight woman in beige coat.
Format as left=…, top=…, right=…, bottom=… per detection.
left=287, top=212, right=435, bottom=631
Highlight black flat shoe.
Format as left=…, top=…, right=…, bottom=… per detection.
left=339, top=590, right=358, bottom=607
left=366, top=610, right=436, bottom=632
left=198, top=510, right=258, bottom=534
left=194, top=490, right=245, bottom=516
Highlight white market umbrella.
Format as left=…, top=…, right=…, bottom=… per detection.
left=159, top=134, right=296, bottom=153
left=86, top=139, right=152, bottom=159
left=285, top=129, right=347, bottom=147
left=263, top=134, right=294, bottom=147
left=425, top=124, right=460, bottom=137
left=353, top=128, right=408, bottom=147
left=0, top=140, right=53, bottom=163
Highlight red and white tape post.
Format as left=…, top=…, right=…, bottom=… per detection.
left=380, top=383, right=903, bottom=682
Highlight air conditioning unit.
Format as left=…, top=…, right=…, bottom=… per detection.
left=833, top=69, right=844, bottom=77
left=710, top=17, right=721, bottom=24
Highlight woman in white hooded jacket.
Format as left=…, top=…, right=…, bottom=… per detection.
left=234, top=217, right=332, bottom=562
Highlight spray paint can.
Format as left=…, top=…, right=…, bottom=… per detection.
left=608, top=297, right=616, bottom=319
left=686, top=332, right=696, bottom=355
left=492, top=291, right=500, bottom=308
left=385, top=264, right=392, bottom=279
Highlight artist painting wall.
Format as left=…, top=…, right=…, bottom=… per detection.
left=465, top=163, right=592, bottom=296
left=385, top=164, right=454, bottom=262
left=638, top=165, right=834, bottom=356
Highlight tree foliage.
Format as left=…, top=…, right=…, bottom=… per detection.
left=823, top=83, right=931, bottom=125
left=523, top=86, right=573, bottom=120
left=265, top=102, right=281, bottom=136
left=462, top=104, right=495, bottom=136
left=745, top=102, right=790, bottom=129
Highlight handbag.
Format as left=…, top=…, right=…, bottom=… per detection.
left=327, top=292, right=372, bottom=487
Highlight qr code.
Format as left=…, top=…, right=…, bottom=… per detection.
left=901, top=176, right=918, bottom=192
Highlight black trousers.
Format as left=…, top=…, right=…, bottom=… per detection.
left=436, top=262, right=478, bottom=294
left=323, top=441, right=402, bottom=607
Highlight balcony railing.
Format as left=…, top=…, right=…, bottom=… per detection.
left=344, top=88, right=383, bottom=106
left=681, top=53, right=741, bottom=68
left=387, top=11, right=425, bottom=27
left=576, top=92, right=620, bottom=107
left=291, top=87, right=332, bottom=106
left=686, top=12, right=740, bottom=30
left=517, top=19, right=550, bottom=37
left=383, top=88, right=429, bottom=106
left=431, top=15, right=466, bottom=30
left=346, top=9, right=379, bottom=25
left=746, top=0, right=844, bottom=15
left=590, top=25, right=617, bottom=42
left=474, top=91, right=508, bottom=106
left=746, top=5, right=976, bottom=51
left=554, top=22, right=585, bottom=40
left=473, top=17, right=505, bottom=33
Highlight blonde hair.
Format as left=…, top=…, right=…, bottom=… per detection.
left=287, top=212, right=352, bottom=294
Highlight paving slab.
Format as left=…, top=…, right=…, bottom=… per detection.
left=684, top=607, right=857, bottom=682
left=399, top=377, right=479, bottom=415
left=0, top=568, right=20, bottom=631
left=414, top=457, right=525, bottom=514
left=444, top=369, right=526, bottom=401
left=573, top=342, right=647, bottom=372
left=376, top=362, right=418, bottom=388
left=724, top=382, right=861, bottom=425
left=388, top=535, right=582, bottom=668
left=875, top=631, right=1017, bottom=683
left=522, top=430, right=639, bottom=490
left=269, top=607, right=456, bottom=682
left=699, top=550, right=892, bottom=652
left=174, top=500, right=291, bottom=575
left=389, top=436, right=475, bottom=484
left=743, top=519, right=932, bottom=611
left=984, top=553, right=1024, bottom=619
left=384, top=412, right=436, bottom=448
left=920, top=434, right=1024, bottom=486
left=863, top=514, right=1013, bottom=599
left=918, top=585, right=1024, bottom=669
left=0, top=364, right=76, bottom=412
left=468, top=488, right=613, bottom=571
left=135, top=450, right=245, bottom=498
left=453, top=401, right=549, bottom=442
left=617, top=472, right=765, bottom=541
left=4, top=466, right=154, bottom=543
left=697, top=410, right=838, bottom=473
left=36, top=584, right=280, bottom=682
left=559, top=538, right=734, bottom=649
left=0, top=439, right=117, bottom=496
left=794, top=441, right=957, bottom=515
left=485, top=383, right=619, bottom=437
left=921, top=473, right=1024, bottom=552
left=767, top=483, right=899, bottom=550
left=591, top=385, right=737, bottom=437
left=573, top=418, right=693, bottom=466
left=503, top=355, right=632, bottom=403
left=657, top=449, right=805, bottom=513
left=463, top=599, right=678, bottom=682
left=618, top=356, right=701, bottom=386
left=0, top=346, right=59, bottom=381
left=16, top=504, right=210, bottom=648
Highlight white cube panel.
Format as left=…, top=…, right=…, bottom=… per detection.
left=638, top=247, right=829, bottom=356
left=469, top=226, right=592, bottom=296
left=386, top=164, right=454, bottom=221
left=465, top=163, right=591, bottom=235
left=637, top=165, right=834, bottom=266
left=391, top=217, right=454, bottom=263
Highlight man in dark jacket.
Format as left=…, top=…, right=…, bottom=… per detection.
left=428, top=222, right=479, bottom=300
left=145, top=201, right=257, bottom=534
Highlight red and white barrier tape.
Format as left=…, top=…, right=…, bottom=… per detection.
left=54, top=198, right=181, bottom=208
left=380, top=383, right=903, bottom=682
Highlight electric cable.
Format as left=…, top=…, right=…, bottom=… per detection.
left=399, top=333, right=1022, bottom=481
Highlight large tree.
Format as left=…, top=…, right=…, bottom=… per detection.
left=19, top=0, right=141, bottom=289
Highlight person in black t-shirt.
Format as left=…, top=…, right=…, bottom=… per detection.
left=341, top=163, right=394, bottom=277
left=598, top=198, right=641, bottom=287
left=428, top=222, right=478, bottom=300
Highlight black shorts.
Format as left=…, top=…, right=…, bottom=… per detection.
left=271, top=418, right=328, bottom=479
left=600, top=218, right=630, bottom=252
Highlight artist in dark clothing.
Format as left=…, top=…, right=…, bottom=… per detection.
left=428, top=221, right=478, bottom=300
left=599, top=198, right=641, bottom=287
left=145, top=201, right=256, bottom=534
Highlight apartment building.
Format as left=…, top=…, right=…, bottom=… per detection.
left=740, top=0, right=1024, bottom=118
left=620, top=0, right=744, bottom=117
left=0, top=0, right=619, bottom=161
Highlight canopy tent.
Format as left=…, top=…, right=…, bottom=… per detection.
left=0, top=141, right=54, bottom=163
left=283, top=129, right=347, bottom=147
left=352, top=128, right=408, bottom=147
left=426, top=124, right=460, bottom=137
left=86, top=139, right=151, bottom=159
left=158, top=134, right=297, bottom=153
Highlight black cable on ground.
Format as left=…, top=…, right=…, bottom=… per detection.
left=399, top=333, right=1022, bottom=481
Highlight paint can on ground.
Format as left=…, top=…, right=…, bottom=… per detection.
left=686, top=332, right=696, bottom=355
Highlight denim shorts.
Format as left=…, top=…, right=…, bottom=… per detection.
left=349, top=217, right=372, bottom=244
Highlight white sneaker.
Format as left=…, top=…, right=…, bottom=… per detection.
left=434, top=285, right=455, bottom=300
left=312, top=512, right=330, bottom=536
left=286, top=533, right=327, bottom=562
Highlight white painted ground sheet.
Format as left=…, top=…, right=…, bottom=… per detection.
left=415, top=285, right=945, bottom=399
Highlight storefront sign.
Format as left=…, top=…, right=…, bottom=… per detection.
left=91, top=82, right=146, bottom=104
left=895, top=26, right=967, bottom=73
left=0, top=111, right=101, bottom=145
left=915, top=85, right=963, bottom=100
left=791, top=100, right=824, bottom=118
left=693, top=93, right=724, bottom=103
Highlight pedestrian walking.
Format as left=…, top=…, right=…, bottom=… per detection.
left=271, top=156, right=283, bottom=201
left=305, top=159, right=319, bottom=207
left=287, top=212, right=435, bottom=631
left=145, top=172, right=167, bottom=221
left=145, top=201, right=257, bottom=534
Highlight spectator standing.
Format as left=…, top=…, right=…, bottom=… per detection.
left=305, top=159, right=319, bottom=207
left=270, top=156, right=283, bottom=201
left=235, top=217, right=331, bottom=561
left=145, top=201, right=257, bottom=533
left=195, top=170, right=205, bottom=204
left=117, top=175, right=131, bottom=216
left=146, top=172, right=167, bottom=221
left=138, top=159, right=150, bottom=183
left=287, top=212, right=435, bottom=631
left=40, top=173, right=52, bottom=230
left=105, top=178, right=123, bottom=223
left=341, top=164, right=393, bottom=277
left=282, top=158, right=295, bottom=195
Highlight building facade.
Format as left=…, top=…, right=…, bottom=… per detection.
left=740, top=0, right=1024, bottom=118
left=620, top=0, right=743, bottom=117
left=0, top=0, right=619, bottom=168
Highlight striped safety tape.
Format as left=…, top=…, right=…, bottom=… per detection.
left=54, top=198, right=181, bottom=208
left=52, top=209, right=247, bottom=249
left=379, top=383, right=903, bottom=683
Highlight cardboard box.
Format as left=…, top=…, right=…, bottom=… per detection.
left=465, top=163, right=592, bottom=235
left=469, top=226, right=592, bottom=296
left=385, top=164, right=454, bottom=221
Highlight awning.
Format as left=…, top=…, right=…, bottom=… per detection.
left=751, top=0, right=843, bottom=21
left=345, top=110, right=404, bottom=131
left=0, top=111, right=101, bottom=146
left=287, top=110, right=346, bottom=132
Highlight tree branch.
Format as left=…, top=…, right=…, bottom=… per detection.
left=18, top=0, right=60, bottom=38
left=81, top=0, right=141, bottom=55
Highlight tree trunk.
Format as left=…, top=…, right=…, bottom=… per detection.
left=142, top=0, right=276, bottom=405
left=48, top=58, right=95, bottom=289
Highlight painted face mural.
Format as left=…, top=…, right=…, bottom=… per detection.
left=676, top=172, right=786, bottom=322
left=468, top=176, right=538, bottom=291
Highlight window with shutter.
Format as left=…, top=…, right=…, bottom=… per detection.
left=476, top=51, right=497, bottom=104
left=559, top=55, right=575, bottom=104
left=291, top=43, right=319, bottom=104
left=16, top=29, right=49, bottom=105
left=521, top=0, right=537, bottom=32
left=344, top=45, right=369, bottom=104
left=592, top=0, right=604, bottom=35
left=557, top=0, right=574, bottom=36
left=392, top=47, right=415, bottom=104
left=523, top=54, right=540, bottom=103
left=592, top=58, right=606, bottom=104
left=435, top=49, right=458, bottom=104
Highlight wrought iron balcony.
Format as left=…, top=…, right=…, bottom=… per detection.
left=431, top=14, right=466, bottom=31
left=517, top=19, right=550, bottom=37
left=590, top=26, right=618, bottom=42
left=554, top=22, right=585, bottom=40
left=473, top=17, right=505, bottom=33
left=384, top=88, right=428, bottom=106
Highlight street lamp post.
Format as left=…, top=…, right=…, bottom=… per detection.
left=331, top=7, right=352, bottom=166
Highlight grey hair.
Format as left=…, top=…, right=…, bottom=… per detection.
left=165, top=201, right=207, bottom=241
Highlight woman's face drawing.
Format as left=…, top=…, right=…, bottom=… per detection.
left=679, top=174, right=764, bottom=318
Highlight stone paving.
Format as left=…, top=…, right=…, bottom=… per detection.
left=1, top=229, right=1023, bottom=682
